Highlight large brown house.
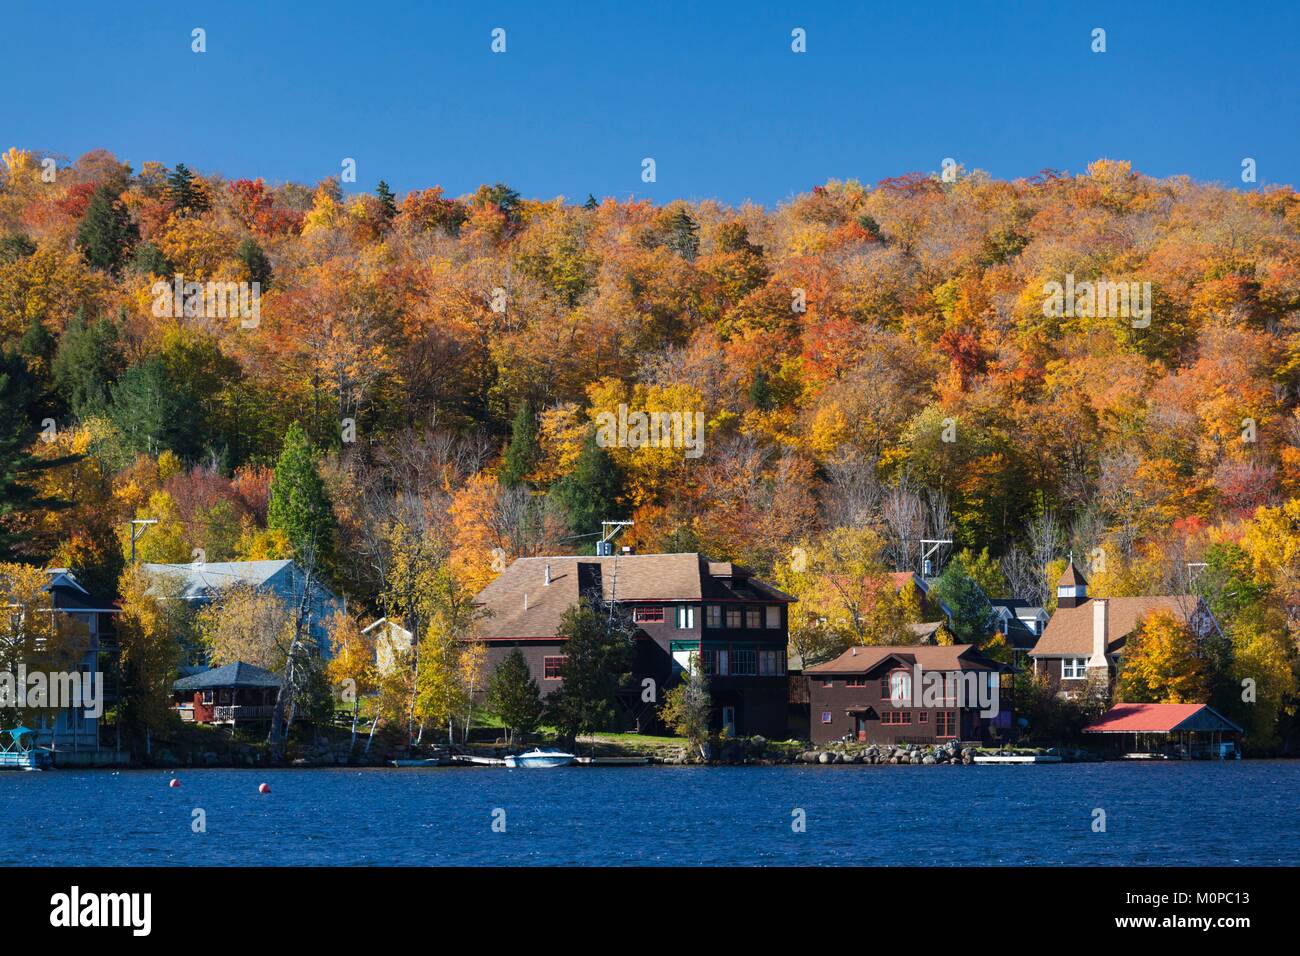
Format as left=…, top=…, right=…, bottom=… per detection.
left=1029, top=563, right=1220, bottom=699
left=472, top=552, right=796, bottom=737
left=805, top=644, right=1009, bottom=745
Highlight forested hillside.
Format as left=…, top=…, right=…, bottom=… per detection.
left=2, top=147, right=1298, bottom=746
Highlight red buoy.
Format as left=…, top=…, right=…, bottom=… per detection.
left=168, top=778, right=180, bottom=788
left=258, top=782, right=271, bottom=794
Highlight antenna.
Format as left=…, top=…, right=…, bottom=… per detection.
left=129, top=518, right=159, bottom=563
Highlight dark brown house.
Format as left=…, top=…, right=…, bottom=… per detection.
left=172, top=661, right=280, bottom=726
left=805, top=644, right=1009, bottom=745
left=472, top=553, right=796, bottom=738
left=1029, top=563, right=1220, bottom=699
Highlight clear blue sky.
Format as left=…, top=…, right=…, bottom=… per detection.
left=2, top=1, right=1295, bottom=205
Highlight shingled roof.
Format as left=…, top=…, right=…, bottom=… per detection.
left=805, top=643, right=1002, bottom=675
left=1083, top=702, right=1242, bottom=734
left=1030, top=595, right=1202, bottom=658
left=172, top=661, right=281, bottom=691
left=473, top=553, right=795, bottom=641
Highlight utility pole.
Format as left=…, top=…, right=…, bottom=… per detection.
left=129, top=519, right=158, bottom=563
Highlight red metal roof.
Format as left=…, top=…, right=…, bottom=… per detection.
left=1082, top=702, right=1240, bottom=734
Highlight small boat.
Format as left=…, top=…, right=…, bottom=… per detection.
left=389, top=757, right=449, bottom=768
left=504, top=748, right=575, bottom=768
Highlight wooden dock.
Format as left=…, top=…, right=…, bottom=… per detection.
left=449, top=754, right=508, bottom=767
left=575, top=756, right=651, bottom=766
left=972, top=754, right=1062, bottom=765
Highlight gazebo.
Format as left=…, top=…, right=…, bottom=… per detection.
left=1083, top=703, right=1243, bottom=759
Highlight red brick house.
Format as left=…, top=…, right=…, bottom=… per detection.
left=472, top=553, right=796, bottom=738
left=805, top=644, right=1009, bottom=745
left=172, top=662, right=280, bottom=726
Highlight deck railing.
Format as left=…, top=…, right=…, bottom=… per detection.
left=213, top=705, right=275, bottom=723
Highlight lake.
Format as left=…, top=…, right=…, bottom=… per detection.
left=4, top=762, right=1298, bottom=866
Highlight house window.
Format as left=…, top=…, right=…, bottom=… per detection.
left=633, top=606, right=664, bottom=624
left=675, top=605, right=695, bottom=629
left=745, top=606, right=762, bottom=629
left=880, top=710, right=912, bottom=725
left=882, top=669, right=911, bottom=705
left=706, top=605, right=722, bottom=628
left=700, top=650, right=717, bottom=675
left=731, top=649, right=757, bottom=676
left=919, top=710, right=928, bottom=723
left=821, top=711, right=833, bottom=724
left=201, top=690, right=213, bottom=704
left=765, top=605, right=781, bottom=629
left=821, top=678, right=833, bottom=687
left=725, top=607, right=742, bottom=628
left=846, top=677, right=867, bottom=688
left=759, top=650, right=786, bottom=676
left=218, top=689, right=231, bottom=705
left=543, top=656, right=566, bottom=680
left=936, top=711, right=956, bottom=738
left=1062, top=658, right=1087, bottom=680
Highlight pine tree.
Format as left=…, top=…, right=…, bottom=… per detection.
left=665, top=207, right=700, bottom=261
left=583, top=194, right=598, bottom=211
left=129, top=241, right=172, bottom=277
left=486, top=647, right=544, bottom=743
left=267, top=422, right=335, bottom=564
left=0, top=350, right=77, bottom=559
left=107, top=357, right=200, bottom=459
left=18, top=315, right=55, bottom=374
left=166, top=163, right=209, bottom=215
left=235, top=238, right=272, bottom=289
left=51, top=310, right=124, bottom=419
left=376, top=181, right=398, bottom=222
left=553, top=430, right=623, bottom=538
left=500, top=401, right=540, bottom=487
left=545, top=599, right=633, bottom=739
left=748, top=368, right=772, bottom=411
left=0, top=233, right=36, bottom=264
left=76, top=184, right=138, bottom=273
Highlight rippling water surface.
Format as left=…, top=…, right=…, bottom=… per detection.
left=4, top=762, right=1297, bottom=866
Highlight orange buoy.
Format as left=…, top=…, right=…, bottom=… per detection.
left=168, top=778, right=180, bottom=788
left=258, top=782, right=271, bottom=794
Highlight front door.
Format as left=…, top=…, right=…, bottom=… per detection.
left=854, top=716, right=867, bottom=742
left=721, top=705, right=736, bottom=737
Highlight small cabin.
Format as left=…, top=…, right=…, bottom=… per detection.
left=172, top=662, right=281, bottom=726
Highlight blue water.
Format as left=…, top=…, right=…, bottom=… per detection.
left=4, top=762, right=1298, bottom=866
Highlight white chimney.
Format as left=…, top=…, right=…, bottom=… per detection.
left=1088, top=599, right=1109, bottom=669
left=544, top=564, right=552, bottom=586
left=523, top=593, right=529, bottom=612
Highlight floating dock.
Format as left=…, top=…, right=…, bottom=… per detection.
left=972, top=754, right=1062, bottom=764
left=574, top=756, right=651, bottom=766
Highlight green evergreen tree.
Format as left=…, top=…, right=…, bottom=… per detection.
left=748, top=368, right=773, bottom=411
left=500, top=401, right=540, bottom=487
left=18, top=315, right=55, bottom=372
left=553, top=430, right=623, bottom=538
left=107, top=356, right=200, bottom=458
left=376, top=181, right=398, bottom=222
left=51, top=310, right=124, bottom=419
left=665, top=207, right=700, bottom=261
left=129, top=241, right=172, bottom=277
left=235, top=238, right=272, bottom=289
left=545, top=599, right=633, bottom=739
left=929, top=560, right=996, bottom=646
left=0, top=350, right=77, bottom=559
left=76, top=184, right=138, bottom=274
left=583, top=194, right=599, bottom=211
left=166, top=163, right=208, bottom=214
left=267, top=422, right=335, bottom=564
left=486, top=647, right=545, bottom=744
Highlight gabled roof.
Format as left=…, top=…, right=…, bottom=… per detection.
left=473, top=553, right=795, bottom=641
left=172, top=661, right=281, bottom=691
left=909, top=621, right=945, bottom=644
left=143, top=560, right=298, bottom=600
left=1083, top=702, right=1243, bottom=734
left=805, top=643, right=1002, bottom=675
left=43, top=569, right=117, bottom=613
left=1031, top=596, right=1203, bottom=657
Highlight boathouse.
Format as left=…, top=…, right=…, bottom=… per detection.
left=172, top=661, right=281, bottom=726
left=1082, top=702, right=1243, bottom=759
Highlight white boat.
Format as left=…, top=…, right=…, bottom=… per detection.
left=504, top=748, right=575, bottom=768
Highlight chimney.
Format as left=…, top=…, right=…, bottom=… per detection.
left=544, top=564, right=552, bottom=586
left=1088, top=599, right=1108, bottom=669
left=523, top=593, right=529, bottom=612
left=850, top=646, right=857, bottom=655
